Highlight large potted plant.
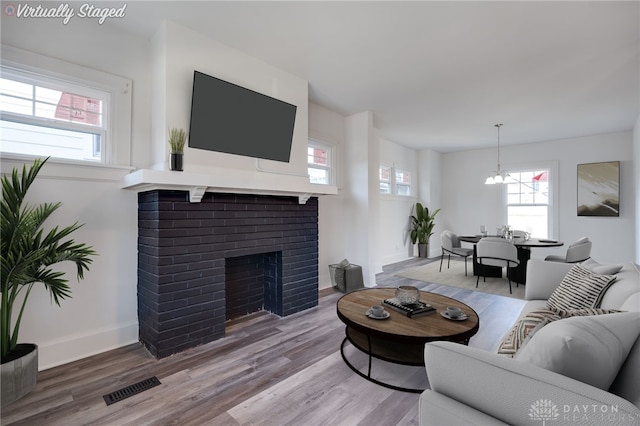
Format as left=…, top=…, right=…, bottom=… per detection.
left=410, top=202, right=440, bottom=258
left=1, top=157, right=96, bottom=405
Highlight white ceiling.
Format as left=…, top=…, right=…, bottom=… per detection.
left=106, top=1, right=640, bottom=152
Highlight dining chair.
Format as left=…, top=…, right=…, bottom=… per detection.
left=440, top=230, right=474, bottom=276
left=476, top=237, right=520, bottom=294
left=545, top=237, right=592, bottom=263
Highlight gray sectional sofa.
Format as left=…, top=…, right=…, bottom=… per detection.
left=419, top=259, right=640, bottom=425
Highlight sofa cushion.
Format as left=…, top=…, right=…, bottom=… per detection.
left=547, top=264, right=617, bottom=310
left=620, top=292, right=640, bottom=312
left=599, top=262, right=640, bottom=309
left=497, top=308, right=562, bottom=357
left=516, top=312, right=640, bottom=390
left=581, top=258, right=624, bottom=275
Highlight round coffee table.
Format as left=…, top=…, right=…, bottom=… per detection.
left=336, top=287, right=479, bottom=393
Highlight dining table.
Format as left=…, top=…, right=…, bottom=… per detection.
left=458, top=235, right=564, bottom=284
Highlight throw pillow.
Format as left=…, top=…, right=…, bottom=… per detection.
left=546, top=264, right=617, bottom=311
left=581, top=258, right=624, bottom=275
left=497, top=308, right=562, bottom=357
left=516, top=311, right=640, bottom=390
left=497, top=308, right=620, bottom=357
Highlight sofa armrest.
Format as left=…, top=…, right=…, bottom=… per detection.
left=424, top=341, right=640, bottom=425
left=525, top=259, right=574, bottom=300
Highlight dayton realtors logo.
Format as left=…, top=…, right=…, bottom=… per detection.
left=529, top=399, right=635, bottom=424
left=3, top=3, right=126, bottom=25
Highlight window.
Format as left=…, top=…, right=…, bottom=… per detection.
left=379, top=164, right=412, bottom=196
left=0, top=68, right=109, bottom=163
left=395, top=169, right=411, bottom=196
left=379, top=165, right=391, bottom=194
left=307, top=140, right=334, bottom=185
left=506, top=170, right=550, bottom=238
left=0, top=46, right=132, bottom=167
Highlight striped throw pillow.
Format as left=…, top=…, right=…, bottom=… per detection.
left=546, top=264, right=617, bottom=311
left=497, top=308, right=562, bottom=357
left=497, top=307, right=623, bottom=357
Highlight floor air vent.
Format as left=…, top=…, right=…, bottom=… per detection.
left=103, top=376, right=161, bottom=405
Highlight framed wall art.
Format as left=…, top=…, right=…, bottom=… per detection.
left=577, top=161, right=620, bottom=217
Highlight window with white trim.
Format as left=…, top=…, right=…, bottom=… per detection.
left=307, top=140, right=334, bottom=185
left=506, top=169, right=550, bottom=238
left=0, top=67, right=109, bottom=163
left=379, top=164, right=412, bottom=196
left=395, top=169, right=411, bottom=196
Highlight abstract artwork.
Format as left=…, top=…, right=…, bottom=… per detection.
left=577, top=161, right=620, bottom=217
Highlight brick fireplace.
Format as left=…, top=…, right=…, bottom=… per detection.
left=137, top=190, right=319, bottom=358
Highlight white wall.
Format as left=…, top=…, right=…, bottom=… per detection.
left=634, top=115, right=640, bottom=263
left=309, top=102, right=348, bottom=288
left=1, top=16, right=150, bottom=369
left=378, top=137, right=419, bottom=265
left=418, top=149, right=443, bottom=258
left=441, top=132, right=636, bottom=263
left=343, top=111, right=378, bottom=285
left=151, top=21, right=310, bottom=184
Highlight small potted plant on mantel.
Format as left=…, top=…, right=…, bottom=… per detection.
left=410, top=202, right=441, bottom=258
left=168, top=127, right=187, bottom=171
left=1, top=157, right=96, bottom=405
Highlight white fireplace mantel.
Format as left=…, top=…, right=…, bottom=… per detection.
left=120, top=168, right=338, bottom=203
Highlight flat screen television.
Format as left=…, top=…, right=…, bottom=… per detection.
left=188, top=70, right=297, bottom=163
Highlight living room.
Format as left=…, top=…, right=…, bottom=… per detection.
left=0, top=1, right=639, bottom=421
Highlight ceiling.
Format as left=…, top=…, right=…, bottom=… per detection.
left=105, top=1, right=640, bottom=152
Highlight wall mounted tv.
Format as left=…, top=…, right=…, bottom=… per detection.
left=188, top=70, right=297, bottom=163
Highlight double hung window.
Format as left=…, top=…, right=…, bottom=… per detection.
left=505, top=169, right=550, bottom=238
left=1, top=68, right=109, bottom=163
left=307, top=140, right=334, bottom=185
left=379, top=165, right=412, bottom=196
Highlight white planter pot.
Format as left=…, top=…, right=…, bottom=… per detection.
left=1, top=344, right=38, bottom=405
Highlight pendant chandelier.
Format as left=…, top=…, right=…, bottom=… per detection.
left=485, top=123, right=511, bottom=184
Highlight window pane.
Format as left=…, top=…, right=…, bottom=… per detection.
left=53, top=93, right=102, bottom=126
left=0, top=94, right=32, bottom=115
left=0, top=119, right=101, bottom=162
left=308, top=167, right=328, bottom=184
left=308, top=146, right=328, bottom=166
left=395, top=170, right=410, bottom=184
left=380, top=181, right=391, bottom=194
left=0, top=78, right=32, bottom=98
left=35, top=86, right=61, bottom=104
left=380, top=166, right=390, bottom=182
left=396, top=184, right=411, bottom=196
left=507, top=205, right=548, bottom=239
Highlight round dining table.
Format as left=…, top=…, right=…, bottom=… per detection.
left=458, top=235, right=564, bottom=284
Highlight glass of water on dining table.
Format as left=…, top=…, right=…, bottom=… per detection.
left=480, top=225, right=487, bottom=237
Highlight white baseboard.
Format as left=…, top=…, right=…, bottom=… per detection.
left=38, top=322, right=139, bottom=371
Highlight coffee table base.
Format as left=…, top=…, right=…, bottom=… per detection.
left=340, top=337, right=426, bottom=393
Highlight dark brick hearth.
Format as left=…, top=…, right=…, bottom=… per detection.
left=137, top=190, right=319, bottom=358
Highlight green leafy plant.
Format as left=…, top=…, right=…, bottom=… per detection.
left=168, top=128, right=187, bottom=153
left=410, top=202, right=441, bottom=245
left=1, top=157, right=96, bottom=361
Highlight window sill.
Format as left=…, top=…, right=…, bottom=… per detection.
left=1, top=154, right=134, bottom=182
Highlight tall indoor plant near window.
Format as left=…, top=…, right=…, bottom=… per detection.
left=410, top=202, right=440, bottom=258
left=1, top=157, right=96, bottom=405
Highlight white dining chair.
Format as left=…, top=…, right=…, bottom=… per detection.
left=440, top=230, right=474, bottom=276
left=476, top=237, right=520, bottom=294
left=545, top=237, right=592, bottom=263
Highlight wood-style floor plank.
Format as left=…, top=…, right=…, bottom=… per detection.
left=1, top=258, right=526, bottom=426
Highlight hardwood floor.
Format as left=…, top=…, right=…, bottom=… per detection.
left=1, top=258, right=526, bottom=426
